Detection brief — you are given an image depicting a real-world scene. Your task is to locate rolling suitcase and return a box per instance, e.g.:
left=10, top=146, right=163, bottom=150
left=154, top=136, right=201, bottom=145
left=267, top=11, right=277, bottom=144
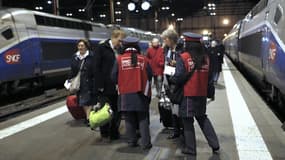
left=66, top=95, right=86, bottom=120
left=158, top=93, right=173, bottom=128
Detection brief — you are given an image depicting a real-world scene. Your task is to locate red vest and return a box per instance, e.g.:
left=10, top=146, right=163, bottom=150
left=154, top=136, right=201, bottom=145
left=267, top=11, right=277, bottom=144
left=117, top=52, right=151, bottom=97
left=180, top=52, right=209, bottom=96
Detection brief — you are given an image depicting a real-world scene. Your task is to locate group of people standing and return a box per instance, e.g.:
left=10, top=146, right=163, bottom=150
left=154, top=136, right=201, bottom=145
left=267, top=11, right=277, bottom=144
left=68, top=28, right=224, bottom=156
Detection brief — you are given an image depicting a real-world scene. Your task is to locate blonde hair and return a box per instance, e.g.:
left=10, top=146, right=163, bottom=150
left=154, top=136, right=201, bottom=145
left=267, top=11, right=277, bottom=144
left=161, top=29, right=178, bottom=43
left=111, top=29, right=126, bottom=39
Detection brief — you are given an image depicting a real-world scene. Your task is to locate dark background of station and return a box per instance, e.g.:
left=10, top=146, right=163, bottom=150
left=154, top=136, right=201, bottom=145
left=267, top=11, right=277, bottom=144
left=1, top=0, right=259, bottom=40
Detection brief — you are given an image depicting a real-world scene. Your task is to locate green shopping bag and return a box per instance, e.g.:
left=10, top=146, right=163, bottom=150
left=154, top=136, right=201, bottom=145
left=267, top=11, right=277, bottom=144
left=89, top=103, right=113, bottom=129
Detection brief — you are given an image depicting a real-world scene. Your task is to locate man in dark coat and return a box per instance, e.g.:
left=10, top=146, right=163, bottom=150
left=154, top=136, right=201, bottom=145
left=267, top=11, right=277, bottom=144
left=93, top=29, right=126, bottom=141
left=209, top=40, right=224, bottom=83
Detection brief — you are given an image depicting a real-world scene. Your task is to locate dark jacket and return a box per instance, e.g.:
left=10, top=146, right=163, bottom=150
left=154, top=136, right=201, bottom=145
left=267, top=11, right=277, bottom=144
left=69, top=51, right=96, bottom=106
left=208, top=44, right=224, bottom=73
left=93, top=39, right=118, bottom=96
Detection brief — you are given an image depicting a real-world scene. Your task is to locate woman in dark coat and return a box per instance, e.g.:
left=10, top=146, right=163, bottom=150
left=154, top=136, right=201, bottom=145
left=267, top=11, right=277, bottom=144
left=172, top=32, right=220, bottom=155
left=69, top=39, right=96, bottom=124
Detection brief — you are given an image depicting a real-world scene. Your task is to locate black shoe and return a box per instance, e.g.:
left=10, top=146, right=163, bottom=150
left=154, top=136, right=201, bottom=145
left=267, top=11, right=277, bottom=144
left=212, top=147, right=220, bottom=154
left=110, top=134, right=120, bottom=140
left=181, top=148, right=196, bottom=156
left=167, top=134, right=180, bottom=139
left=142, top=143, right=152, bottom=150
left=136, top=131, right=141, bottom=138
left=84, top=119, right=90, bottom=127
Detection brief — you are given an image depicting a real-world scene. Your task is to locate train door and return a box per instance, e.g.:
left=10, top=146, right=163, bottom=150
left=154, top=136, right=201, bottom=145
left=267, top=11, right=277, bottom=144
left=267, top=0, right=285, bottom=93
left=262, top=1, right=277, bottom=73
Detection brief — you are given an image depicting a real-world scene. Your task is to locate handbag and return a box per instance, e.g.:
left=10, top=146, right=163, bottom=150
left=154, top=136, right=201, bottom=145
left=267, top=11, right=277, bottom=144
left=89, top=102, right=113, bottom=129
left=69, top=60, right=85, bottom=94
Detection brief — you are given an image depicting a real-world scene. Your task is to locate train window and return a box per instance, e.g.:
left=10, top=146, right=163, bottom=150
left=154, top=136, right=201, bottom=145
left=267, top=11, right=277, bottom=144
left=45, top=17, right=54, bottom=26
left=35, top=15, right=45, bottom=25
left=1, top=28, right=14, bottom=40
left=59, top=19, right=65, bottom=27
left=274, top=6, right=282, bottom=24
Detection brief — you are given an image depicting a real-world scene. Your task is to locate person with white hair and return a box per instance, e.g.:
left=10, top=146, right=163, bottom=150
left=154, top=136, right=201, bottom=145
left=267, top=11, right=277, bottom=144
left=161, top=29, right=184, bottom=139
left=146, top=38, right=164, bottom=98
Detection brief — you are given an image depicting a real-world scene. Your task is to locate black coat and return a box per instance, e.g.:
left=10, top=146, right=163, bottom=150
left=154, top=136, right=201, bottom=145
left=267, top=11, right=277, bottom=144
left=208, top=44, right=224, bottom=73
left=93, top=39, right=118, bottom=96
left=69, top=51, right=96, bottom=106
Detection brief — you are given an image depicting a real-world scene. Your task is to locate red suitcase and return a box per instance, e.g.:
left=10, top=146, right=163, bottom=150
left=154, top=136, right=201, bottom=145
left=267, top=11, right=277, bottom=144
left=66, top=95, right=86, bottom=120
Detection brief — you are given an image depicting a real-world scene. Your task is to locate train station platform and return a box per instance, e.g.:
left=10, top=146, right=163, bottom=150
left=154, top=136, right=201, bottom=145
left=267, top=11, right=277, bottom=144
left=0, top=58, right=284, bottom=160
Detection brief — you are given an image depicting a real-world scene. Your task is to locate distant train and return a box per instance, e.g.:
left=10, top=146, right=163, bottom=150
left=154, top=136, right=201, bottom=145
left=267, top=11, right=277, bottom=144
left=0, top=8, right=157, bottom=95
left=223, top=0, right=285, bottom=107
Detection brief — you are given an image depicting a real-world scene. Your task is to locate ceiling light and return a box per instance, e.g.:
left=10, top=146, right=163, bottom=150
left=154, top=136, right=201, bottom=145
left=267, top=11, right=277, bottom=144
left=202, top=30, right=209, bottom=35
left=141, top=1, right=151, bottom=10
left=223, top=19, right=230, bottom=25
left=168, top=24, right=174, bottom=30
left=128, top=2, right=136, bottom=11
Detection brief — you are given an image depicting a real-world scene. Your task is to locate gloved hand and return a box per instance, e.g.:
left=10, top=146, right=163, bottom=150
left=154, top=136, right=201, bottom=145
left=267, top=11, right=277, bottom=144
left=93, top=103, right=102, bottom=112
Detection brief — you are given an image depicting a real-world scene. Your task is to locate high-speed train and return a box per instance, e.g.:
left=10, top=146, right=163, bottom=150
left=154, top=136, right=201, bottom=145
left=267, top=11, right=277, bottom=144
left=0, top=8, right=157, bottom=95
left=223, top=0, right=285, bottom=107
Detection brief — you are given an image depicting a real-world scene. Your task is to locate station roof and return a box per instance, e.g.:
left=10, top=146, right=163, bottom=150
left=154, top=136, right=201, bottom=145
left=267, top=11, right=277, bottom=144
left=2, top=0, right=259, bottom=25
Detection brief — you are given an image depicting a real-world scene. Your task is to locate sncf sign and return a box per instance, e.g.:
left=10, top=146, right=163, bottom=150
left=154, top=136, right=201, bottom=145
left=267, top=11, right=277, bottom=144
left=4, top=49, right=21, bottom=64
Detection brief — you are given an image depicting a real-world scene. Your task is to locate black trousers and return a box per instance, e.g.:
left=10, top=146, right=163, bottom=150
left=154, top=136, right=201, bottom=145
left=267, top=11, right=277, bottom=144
left=172, top=114, right=183, bottom=136
left=182, top=115, right=219, bottom=154
left=100, top=94, right=121, bottom=139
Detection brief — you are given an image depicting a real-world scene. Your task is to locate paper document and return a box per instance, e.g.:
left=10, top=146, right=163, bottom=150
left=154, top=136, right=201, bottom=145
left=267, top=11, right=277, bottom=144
left=163, top=65, right=175, bottom=76
left=64, top=80, right=71, bottom=90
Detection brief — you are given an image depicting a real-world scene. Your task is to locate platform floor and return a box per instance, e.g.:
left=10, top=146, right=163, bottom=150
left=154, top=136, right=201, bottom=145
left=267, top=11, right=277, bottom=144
left=0, top=58, right=284, bottom=160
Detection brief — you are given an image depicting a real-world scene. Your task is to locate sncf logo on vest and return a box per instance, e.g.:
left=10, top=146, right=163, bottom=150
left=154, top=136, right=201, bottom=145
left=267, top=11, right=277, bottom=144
left=121, top=57, right=145, bottom=70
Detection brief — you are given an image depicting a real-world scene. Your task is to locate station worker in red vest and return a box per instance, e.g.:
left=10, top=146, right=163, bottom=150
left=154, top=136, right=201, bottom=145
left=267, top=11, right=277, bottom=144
left=111, top=36, right=153, bottom=150
left=172, top=32, right=220, bottom=155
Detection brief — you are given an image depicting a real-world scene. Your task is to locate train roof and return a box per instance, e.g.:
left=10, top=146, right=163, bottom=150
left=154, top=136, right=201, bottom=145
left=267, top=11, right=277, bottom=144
left=0, top=8, right=107, bottom=28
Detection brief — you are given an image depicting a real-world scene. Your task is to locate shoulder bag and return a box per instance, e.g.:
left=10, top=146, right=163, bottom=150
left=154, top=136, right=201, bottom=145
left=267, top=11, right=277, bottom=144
left=69, top=59, right=85, bottom=94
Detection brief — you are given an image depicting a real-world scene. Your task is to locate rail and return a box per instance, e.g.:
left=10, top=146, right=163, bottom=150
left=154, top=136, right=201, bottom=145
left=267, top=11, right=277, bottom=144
left=0, top=89, right=68, bottom=119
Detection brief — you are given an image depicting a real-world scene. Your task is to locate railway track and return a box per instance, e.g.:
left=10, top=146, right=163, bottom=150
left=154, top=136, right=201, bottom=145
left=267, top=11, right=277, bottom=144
left=0, top=89, right=68, bottom=119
